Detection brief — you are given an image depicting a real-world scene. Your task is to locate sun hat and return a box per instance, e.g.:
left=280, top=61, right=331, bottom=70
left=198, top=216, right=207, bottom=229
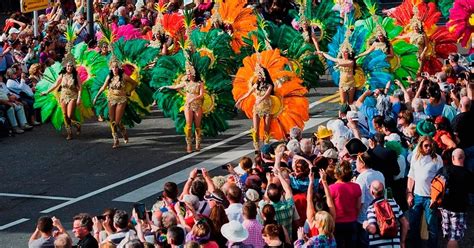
left=245, top=188, right=260, bottom=202
left=322, top=148, right=338, bottom=159
left=416, top=119, right=436, bottom=137
left=221, top=220, right=249, bottom=243
left=8, top=27, right=20, bottom=35
left=314, top=125, right=333, bottom=139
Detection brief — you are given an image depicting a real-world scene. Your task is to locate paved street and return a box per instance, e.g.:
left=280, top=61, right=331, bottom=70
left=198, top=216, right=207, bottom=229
left=0, top=86, right=340, bottom=247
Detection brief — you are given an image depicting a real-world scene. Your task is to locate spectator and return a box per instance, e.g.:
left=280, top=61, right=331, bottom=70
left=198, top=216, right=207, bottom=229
left=242, top=201, right=265, bottom=247
left=407, top=135, right=443, bottom=247
left=0, top=73, right=32, bottom=133
left=260, top=204, right=291, bottom=244
left=452, top=97, right=474, bottom=169
left=367, top=133, right=400, bottom=188
left=262, top=223, right=292, bottom=248
left=225, top=184, right=244, bottom=223
left=433, top=116, right=457, bottom=152
left=355, top=151, right=385, bottom=247
left=448, top=53, right=467, bottom=76
left=328, top=160, right=361, bottom=248
left=54, top=234, right=72, bottom=248
left=185, top=219, right=219, bottom=248
left=102, top=210, right=134, bottom=245
left=167, top=226, right=186, bottom=248
left=439, top=149, right=474, bottom=247
left=355, top=90, right=379, bottom=136
left=295, top=211, right=336, bottom=248
left=289, top=126, right=303, bottom=141
left=28, top=216, right=56, bottom=248
left=362, top=180, right=409, bottom=247
left=72, top=213, right=98, bottom=248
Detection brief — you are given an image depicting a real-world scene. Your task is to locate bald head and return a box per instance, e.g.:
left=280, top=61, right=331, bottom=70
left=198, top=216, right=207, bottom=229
left=370, top=180, right=385, bottom=198
left=460, top=96, right=471, bottom=112
left=452, top=148, right=465, bottom=166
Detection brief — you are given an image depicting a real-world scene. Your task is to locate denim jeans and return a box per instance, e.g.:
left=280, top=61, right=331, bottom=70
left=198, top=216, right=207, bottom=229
left=408, top=195, right=439, bottom=247
left=6, top=103, right=27, bottom=127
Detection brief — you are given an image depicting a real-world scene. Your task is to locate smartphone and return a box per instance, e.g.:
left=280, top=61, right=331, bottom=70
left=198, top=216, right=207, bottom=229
left=96, top=215, right=106, bottom=221
left=196, top=169, right=202, bottom=175
left=178, top=202, right=186, bottom=216
left=156, top=195, right=163, bottom=201
left=421, top=72, right=429, bottom=77
left=401, top=77, right=408, bottom=81
left=444, top=59, right=449, bottom=65
left=133, top=202, right=146, bottom=220
left=146, top=211, right=152, bottom=220
left=311, top=167, right=318, bottom=173
left=221, top=164, right=229, bottom=170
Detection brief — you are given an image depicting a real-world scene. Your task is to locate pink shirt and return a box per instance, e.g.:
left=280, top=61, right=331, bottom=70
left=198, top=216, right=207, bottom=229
left=242, top=219, right=265, bottom=247
left=329, top=182, right=362, bottom=223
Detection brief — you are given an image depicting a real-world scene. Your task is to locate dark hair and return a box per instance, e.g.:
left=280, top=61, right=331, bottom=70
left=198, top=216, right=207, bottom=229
left=242, top=201, right=258, bottom=219
left=102, top=208, right=117, bottom=233
left=256, top=67, right=274, bottom=95
left=37, top=216, right=53, bottom=233
left=167, top=226, right=185, bottom=245
left=294, top=159, right=310, bottom=179
left=226, top=185, right=242, bottom=203
left=191, top=179, right=207, bottom=201
left=382, top=117, right=398, bottom=133
left=261, top=204, right=277, bottom=225
left=371, top=132, right=385, bottom=146
left=59, top=65, right=79, bottom=86
left=267, top=183, right=281, bottom=203
left=375, top=35, right=391, bottom=55
left=373, top=115, right=384, bottom=128
left=163, top=182, right=179, bottom=200
left=73, top=213, right=93, bottom=232
left=262, top=224, right=280, bottom=238
left=113, top=210, right=129, bottom=229
left=240, top=157, right=253, bottom=172
left=427, top=83, right=441, bottom=101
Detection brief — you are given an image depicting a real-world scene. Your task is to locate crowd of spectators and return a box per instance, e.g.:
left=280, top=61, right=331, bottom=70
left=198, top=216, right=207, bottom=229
left=2, top=0, right=474, bottom=247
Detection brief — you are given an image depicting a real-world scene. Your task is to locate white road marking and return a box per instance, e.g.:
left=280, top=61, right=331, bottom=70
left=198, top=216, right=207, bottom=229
left=0, top=218, right=29, bottom=231
left=113, top=117, right=331, bottom=202
left=0, top=193, right=74, bottom=201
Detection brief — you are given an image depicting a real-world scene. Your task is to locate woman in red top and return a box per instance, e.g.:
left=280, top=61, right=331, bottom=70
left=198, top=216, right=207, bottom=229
left=328, top=161, right=361, bottom=248
left=433, top=116, right=457, bottom=152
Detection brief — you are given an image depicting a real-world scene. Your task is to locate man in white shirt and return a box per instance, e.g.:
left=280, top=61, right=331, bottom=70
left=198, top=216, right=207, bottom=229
left=407, top=136, right=443, bottom=248
left=225, top=185, right=244, bottom=223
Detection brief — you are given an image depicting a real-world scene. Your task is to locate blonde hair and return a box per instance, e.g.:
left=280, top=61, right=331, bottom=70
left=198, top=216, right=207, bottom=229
left=314, top=211, right=335, bottom=238
left=415, top=135, right=437, bottom=160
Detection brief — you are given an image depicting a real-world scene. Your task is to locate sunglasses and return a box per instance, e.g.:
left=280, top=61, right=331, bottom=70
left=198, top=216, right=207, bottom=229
left=423, top=143, right=432, bottom=148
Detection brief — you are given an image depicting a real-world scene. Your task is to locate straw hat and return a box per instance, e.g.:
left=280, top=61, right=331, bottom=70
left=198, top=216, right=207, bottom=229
left=314, top=125, right=333, bottom=139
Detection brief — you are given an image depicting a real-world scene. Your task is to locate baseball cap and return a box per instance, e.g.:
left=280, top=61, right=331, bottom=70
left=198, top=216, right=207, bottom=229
left=8, top=28, right=20, bottom=35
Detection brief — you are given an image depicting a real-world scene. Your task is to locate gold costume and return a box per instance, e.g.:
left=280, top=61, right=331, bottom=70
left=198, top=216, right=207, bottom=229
left=107, top=75, right=128, bottom=105
left=254, top=84, right=272, bottom=117
left=339, top=66, right=355, bottom=91
left=410, top=32, right=425, bottom=58
left=184, top=80, right=203, bottom=112
left=60, top=74, right=79, bottom=104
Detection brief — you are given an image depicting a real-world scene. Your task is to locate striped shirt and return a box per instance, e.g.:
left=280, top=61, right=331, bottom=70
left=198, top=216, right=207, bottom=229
left=366, top=198, right=403, bottom=247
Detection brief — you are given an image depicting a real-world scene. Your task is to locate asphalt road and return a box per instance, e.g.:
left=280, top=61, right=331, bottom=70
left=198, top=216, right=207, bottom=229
left=0, top=86, right=340, bottom=247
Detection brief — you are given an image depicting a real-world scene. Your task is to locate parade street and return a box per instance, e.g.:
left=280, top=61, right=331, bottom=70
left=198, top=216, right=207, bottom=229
left=0, top=87, right=342, bottom=247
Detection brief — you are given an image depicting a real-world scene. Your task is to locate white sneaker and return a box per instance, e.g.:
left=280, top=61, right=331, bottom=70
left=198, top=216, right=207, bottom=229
left=21, top=124, right=33, bottom=130
left=13, top=127, right=24, bottom=134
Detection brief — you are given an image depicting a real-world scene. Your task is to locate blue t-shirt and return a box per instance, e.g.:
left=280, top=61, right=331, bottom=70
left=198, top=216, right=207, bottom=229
left=290, top=176, right=319, bottom=193
left=425, top=101, right=445, bottom=118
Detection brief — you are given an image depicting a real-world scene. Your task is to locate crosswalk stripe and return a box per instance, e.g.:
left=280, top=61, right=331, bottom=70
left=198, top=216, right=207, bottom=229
left=113, top=117, right=332, bottom=203
left=0, top=218, right=30, bottom=231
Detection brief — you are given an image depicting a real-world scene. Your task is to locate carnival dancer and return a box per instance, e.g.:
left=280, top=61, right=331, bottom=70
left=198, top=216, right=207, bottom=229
left=398, top=9, right=428, bottom=74
left=40, top=53, right=82, bottom=140
left=235, top=61, right=274, bottom=151
left=356, top=23, right=393, bottom=59
left=159, top=59, right=204, bottom=153
left=93, top=57, right=138, bottom=148
left=316, top=32, right=356, bottom=104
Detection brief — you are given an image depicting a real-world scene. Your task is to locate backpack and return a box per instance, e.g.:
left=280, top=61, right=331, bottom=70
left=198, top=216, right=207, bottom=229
left=430, top=166, right=450, bottom=209
left=374, top=199, right=398, bottom=238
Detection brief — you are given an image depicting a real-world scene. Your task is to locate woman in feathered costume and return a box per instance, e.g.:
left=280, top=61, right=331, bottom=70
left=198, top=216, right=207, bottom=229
left=233, top=39, right=309, bottom=150
left=93, top=56, right=138, bottom=148
left=317, top=30, right=357, bottom=104
left=202, top=0, right=257, bottom=53
left=158, top=56, right=204, bottom=153
left=398, top=10, right=429, bottom=74
left=355, top=13, right=420, bottom=83
left=37, top=25, right=85, bottom=140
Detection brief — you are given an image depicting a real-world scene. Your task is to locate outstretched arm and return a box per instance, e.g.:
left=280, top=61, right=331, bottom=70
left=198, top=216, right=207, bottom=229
left=355, top=44, right=375, bottom=59
left=318, top=51, right=339, bottom=63
left=41, top=75, right=63, bottom=95
left=93, top=75, right=110, bottom=104
left=235, top=85, right=255, bottom=107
